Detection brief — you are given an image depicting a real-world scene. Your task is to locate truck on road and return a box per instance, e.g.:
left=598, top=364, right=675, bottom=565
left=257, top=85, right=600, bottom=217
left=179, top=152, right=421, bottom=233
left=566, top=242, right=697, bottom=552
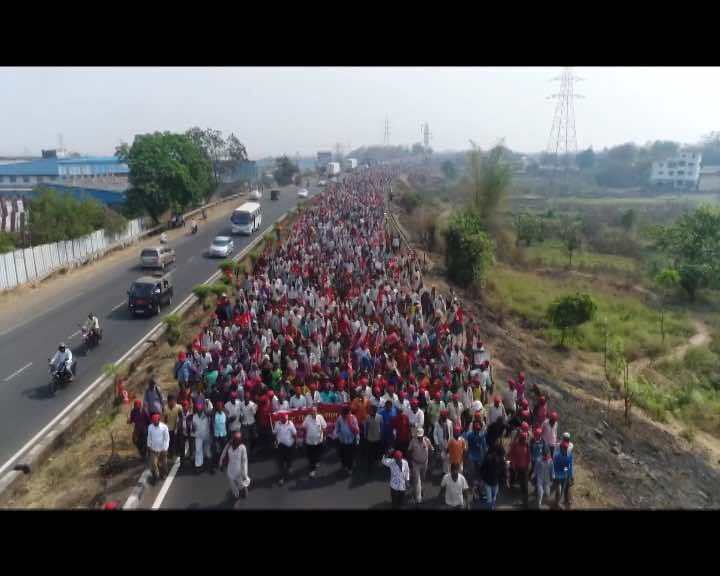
left=345, top=158, right=358, bottom=171
left=327, top=162, right=341, bottom=177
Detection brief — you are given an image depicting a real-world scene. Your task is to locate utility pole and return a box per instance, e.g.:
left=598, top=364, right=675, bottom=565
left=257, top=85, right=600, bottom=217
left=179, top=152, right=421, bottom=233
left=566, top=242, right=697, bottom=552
left=546, top=68, right=583, bottom=190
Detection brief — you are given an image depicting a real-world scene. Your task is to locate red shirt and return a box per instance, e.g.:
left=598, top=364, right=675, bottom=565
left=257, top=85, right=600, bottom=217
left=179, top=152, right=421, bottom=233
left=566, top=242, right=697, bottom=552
left=392, top=413, right=411, bottom=444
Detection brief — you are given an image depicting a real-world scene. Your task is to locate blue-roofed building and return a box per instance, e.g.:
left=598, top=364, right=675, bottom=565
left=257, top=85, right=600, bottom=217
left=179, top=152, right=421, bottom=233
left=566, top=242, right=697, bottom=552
left=0, top=154, right=128, bottom=186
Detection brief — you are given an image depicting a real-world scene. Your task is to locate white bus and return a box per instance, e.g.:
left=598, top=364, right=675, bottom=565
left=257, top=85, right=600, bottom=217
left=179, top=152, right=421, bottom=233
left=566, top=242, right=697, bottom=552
left=231, top=202, right=262, bottom=235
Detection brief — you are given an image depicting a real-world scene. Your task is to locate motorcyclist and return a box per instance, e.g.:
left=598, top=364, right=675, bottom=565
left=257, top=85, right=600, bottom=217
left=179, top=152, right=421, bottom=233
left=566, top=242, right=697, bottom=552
left=50, top=343, right=74, bottom=382
left=190, top=218, right=198, bottom=233
left=84, top=313, right=101, bottom=343
left=159, top=232, right=168, bottom=244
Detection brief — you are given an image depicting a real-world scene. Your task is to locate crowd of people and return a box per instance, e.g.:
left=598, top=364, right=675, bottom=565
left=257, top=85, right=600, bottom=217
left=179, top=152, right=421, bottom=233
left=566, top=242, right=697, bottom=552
left=128, top=167, right=576, bottom=509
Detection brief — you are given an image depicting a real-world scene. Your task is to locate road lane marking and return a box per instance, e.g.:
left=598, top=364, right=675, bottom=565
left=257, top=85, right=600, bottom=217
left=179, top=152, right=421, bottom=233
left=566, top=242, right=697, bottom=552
left=187, top=256, right=195, bottom=264
left=4, top=362, right=33, bottom=382
left=151, top=457, right=181, bottom=509
left=111, top=300, right=126, bottom=312
left=0, top=210, right=290, bottom=479
left=68, top=330, right=81, bottom=340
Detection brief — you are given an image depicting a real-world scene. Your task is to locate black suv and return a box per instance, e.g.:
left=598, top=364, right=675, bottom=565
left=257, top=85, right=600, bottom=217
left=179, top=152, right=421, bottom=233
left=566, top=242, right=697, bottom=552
left=128, top=275, right=174, bottom=316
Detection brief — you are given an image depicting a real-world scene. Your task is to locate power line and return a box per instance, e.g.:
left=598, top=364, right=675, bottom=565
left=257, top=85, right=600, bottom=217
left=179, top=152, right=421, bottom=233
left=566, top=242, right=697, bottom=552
left=546, top=67, right=584, bottom=159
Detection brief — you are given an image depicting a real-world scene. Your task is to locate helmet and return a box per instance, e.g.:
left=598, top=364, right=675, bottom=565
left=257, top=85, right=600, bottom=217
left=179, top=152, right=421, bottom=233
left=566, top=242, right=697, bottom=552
left=88, top=313, right=94, bottom=318
left=58, top=342, right=66, bottom=351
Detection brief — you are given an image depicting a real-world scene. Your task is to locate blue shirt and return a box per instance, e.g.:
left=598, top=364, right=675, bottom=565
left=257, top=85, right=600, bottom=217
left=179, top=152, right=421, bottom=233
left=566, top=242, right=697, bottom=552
left=320, top=390, right=339, bottom=404
left=213, top=411, right=227, bottom=438
left=465, top=430, right=487, bottom=464
left=553, top=449, right=573, bottom=481
left=335, top=416, right=358, bottom=445
left=379, top=406, right=398, bottom=442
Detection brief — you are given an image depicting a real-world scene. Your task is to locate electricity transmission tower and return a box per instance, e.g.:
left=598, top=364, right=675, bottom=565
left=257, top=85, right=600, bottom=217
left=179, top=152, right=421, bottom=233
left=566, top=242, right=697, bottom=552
left=383, top=115, right=391, bottom=147
left=420, top=122, right=432, bottom=162
left=546, top=68, right=583, bottom=186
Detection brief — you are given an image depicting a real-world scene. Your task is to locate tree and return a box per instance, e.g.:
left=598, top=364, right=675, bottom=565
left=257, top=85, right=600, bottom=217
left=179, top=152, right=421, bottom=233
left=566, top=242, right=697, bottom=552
left=655, top=268, right=680, bottom=345
left=620, top=208, right=637, bottom=232
left=547, top=292, right=597, bottom=347
left=441, top=160, right=457, bottom=180
left=226, top=133, right=248, bottom=161
left=185, top=127, right=226, bottom=185
left=575, top=147, right=595, bottom=171
left=444, top=209, right=496, bottom=288
left=117, top=132, right=213, bottom=223
left=467, top=144, right=511, bottom=234
left=653, top=205, right=720, bottom=300
left=273, top=155, right=299, bottom=186
left=513, top=212, right=544, bottom=246
left=559, top=217, right=582, bottom=267
left=28, top=187, right=127, bottom=244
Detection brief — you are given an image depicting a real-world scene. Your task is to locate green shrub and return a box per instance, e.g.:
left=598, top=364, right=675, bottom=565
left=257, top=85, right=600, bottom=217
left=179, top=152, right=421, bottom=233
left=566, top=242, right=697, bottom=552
left=547, top=292, right=597, bottom=347
left=163, top=314, right=183, bottom=346
left=192, top=285, right=214, bottom=308
left=399, top=189, right=422, bottom=213
left=444, top=209, right=495, bottom=288
left=0, top=231, right=17, bottom=254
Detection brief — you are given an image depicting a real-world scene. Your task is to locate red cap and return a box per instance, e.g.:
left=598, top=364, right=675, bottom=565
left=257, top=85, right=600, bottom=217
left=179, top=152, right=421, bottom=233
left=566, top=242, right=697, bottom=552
left=453, top=425, right=462, bottom=435
left=280, top=413, right=288, bottom=423
left=521, top=410, right=530, bottom=420
left=440, top=409, right=449, bottom=417
left=182, top=400, right=190, bottom=410
left=195, top=402, right=204, bottom=412
left=215, top=401, right=224, bottom=410
left=519, top=431, right=528, bottom=440
left=521, top=421, right=530, bottom=432
left=518, top=371, right=525, bottom=381
left=550, top=411, right=559, bottom=421
left=408, top=385, right=416, bottom=393
left=410, top=399, right=419, bottom=408
left=452, top=393, right=459, bottom=401
left=561, top=439, right=570, bottom=448
left=533, top=427, right=542, bottom=439
left=151, top=413, right=161, bottom=425
left=494, top=394, right=501, bottom=404
left=434, top=391, right=441, bottom=400
left=398, top=391, right=406, bottom=399
left=539, top=396, right=547, bottom=405
left=373, top=386, right=381, bottom=395
left=133, top=399, right=142, bottom=408
left=393, top=450, right=403, bottom=460
left=267, top=390, right=274, bottom=398
left=338, top=382, right=346, bottom=391
left=103, top=501, right=119, bottom=510
left=521, top=399, right=529, bottom=409
left=508, top=379, right=516, bottom=388
left=178, top=351, right=186, bottom=361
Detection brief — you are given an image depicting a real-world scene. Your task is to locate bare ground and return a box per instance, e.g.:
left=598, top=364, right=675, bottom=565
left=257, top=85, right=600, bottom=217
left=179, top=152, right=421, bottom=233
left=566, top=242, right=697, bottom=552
left=395, top=203, right=720, bottom=509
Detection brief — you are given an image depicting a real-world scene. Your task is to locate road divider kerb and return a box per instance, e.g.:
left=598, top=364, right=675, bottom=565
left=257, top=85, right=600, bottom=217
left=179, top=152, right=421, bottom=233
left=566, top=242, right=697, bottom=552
left=0, top=207, right=295, bottom=507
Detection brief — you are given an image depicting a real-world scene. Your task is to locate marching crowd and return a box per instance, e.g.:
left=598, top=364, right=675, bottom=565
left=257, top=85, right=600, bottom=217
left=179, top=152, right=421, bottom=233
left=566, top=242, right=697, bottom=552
left=128, top=167, right=576, bottom=510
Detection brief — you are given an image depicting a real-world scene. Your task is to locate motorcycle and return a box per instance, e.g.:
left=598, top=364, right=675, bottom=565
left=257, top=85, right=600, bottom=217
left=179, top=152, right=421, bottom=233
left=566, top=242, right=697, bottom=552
left=168, top=214, right=185, bottom=229
left=80, top=325, right=102, bottom=355
left=190, top=223, right=199, bottom=235
left=48, top=358, right=77, bottom=396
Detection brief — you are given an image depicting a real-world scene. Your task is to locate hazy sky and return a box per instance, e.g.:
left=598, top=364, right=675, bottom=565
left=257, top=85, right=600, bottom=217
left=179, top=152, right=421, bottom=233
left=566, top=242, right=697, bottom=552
left=2, top=67, right=719, bottom=158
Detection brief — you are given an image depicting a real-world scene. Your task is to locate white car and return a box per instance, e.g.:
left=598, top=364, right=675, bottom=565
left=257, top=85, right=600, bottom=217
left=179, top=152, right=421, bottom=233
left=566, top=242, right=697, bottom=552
left=208, top=236, right=234, bottom=258
left=297, top=188, right=309, bottom=199
left=249, top=189, right=261, bottom=200
left=318, top=180, right=327, bottom=187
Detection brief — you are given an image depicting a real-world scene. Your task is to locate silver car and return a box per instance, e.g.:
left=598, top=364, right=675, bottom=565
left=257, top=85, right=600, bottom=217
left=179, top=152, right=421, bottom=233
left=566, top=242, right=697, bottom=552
left=140, top=246, right=176, bottom=270
left=208, top=236, right=234, bottom=258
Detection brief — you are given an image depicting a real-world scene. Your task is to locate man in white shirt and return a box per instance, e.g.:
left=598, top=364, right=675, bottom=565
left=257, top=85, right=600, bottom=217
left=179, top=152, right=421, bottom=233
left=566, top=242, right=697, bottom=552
left=225, top=391, right=243, bottom=434
left=241, top=398, right=258, bottom=456
left=440, top=463, right=470, bottom=510
left=219, top=431, right=251, bottom=500
left=273, top=414, right=297, bottom=486
left=146, top=412, right=170, bottom=484
left=302, top=407, right=327, bottom=478
left=487, top=395, right=507, bottom=426
left=408, top=400, right=424, bottom=431
left=382, top=449, right=410, bottom=509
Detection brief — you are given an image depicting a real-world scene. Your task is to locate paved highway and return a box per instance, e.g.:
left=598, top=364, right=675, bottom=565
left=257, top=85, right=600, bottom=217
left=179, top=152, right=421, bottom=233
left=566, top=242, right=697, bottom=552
left=144, top=443, right=524, bottom=510
left=0, top=185, right=316, bottom=472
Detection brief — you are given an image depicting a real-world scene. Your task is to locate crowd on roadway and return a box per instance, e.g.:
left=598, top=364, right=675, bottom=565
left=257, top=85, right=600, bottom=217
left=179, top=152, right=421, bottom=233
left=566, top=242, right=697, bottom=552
left=128, top=166, right=576, bottom=509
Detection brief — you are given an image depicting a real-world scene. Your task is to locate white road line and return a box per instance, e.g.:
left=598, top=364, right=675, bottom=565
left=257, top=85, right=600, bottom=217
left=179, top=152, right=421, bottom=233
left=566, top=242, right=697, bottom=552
left=110, top=300, right=126, bottom=312
left=187, top=256, right=195, bottom=263
left=0, top=217, right=281, bottom=479
left=151, top=457, right=181, bottom=509
left=3, top=362, right=33, bottom=382
left=68, top=330, right=81, bottom=340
